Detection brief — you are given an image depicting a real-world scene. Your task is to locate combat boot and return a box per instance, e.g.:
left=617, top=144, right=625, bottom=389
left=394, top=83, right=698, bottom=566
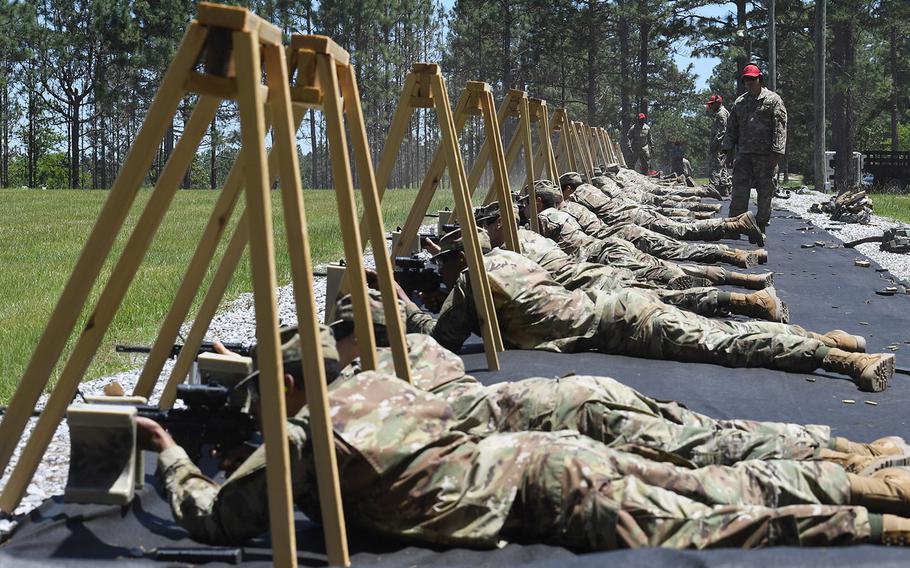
left=693, top=211, right=714, bottom=220
left=720, top=249, right=762, bottom=269
left=820, top=348, right=894, bottom=392
left=724, top=270, right=774, bottom=290
left=807, top=330, right=867, bottom=353
left=755, top=249, right=768, bottom=264
left=882, top=514, right=910, bottom=545
left=728, top=288, right=789, bottom=322
left=849, top=471, right=910, bottom=515
left=818, top=449, right=910, bottom=475
left=693, top=203, right=723, bottom=213
left=723, top=211, right=764, bottom=245
left=835, top=437, right=910, bottom=458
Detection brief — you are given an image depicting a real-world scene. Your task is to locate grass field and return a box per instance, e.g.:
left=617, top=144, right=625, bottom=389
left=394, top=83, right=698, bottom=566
left=0, top=188, right=455, bottom=404
left=869, top=193, right=910, bottom=223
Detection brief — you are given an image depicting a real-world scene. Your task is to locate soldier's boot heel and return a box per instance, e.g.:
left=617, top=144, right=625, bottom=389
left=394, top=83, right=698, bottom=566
left=820, top=349, right=894, bottom=392
left=882, top=514, right=910, bottom=545
left=834, top=436, right=910, bottom=457
left=721, top=249, right=759, bottom=269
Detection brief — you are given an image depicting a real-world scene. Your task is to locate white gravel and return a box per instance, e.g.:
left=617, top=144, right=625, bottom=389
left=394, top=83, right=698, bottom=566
left=779, top=189, right=910, bottom=284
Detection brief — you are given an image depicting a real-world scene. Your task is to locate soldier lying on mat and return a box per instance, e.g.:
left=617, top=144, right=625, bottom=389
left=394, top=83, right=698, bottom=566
left=401, top=226, right=894, bottom=392
left=140, top=318, right=910, bottom=548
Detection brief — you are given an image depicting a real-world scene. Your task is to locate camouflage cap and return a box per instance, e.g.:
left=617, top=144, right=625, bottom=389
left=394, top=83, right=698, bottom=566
left=590, top=176, right=611, bottom=189
left=558, top=172, right=584, bottom=189
left=240, top=323, right=339, bottom=389
left=331, top=288, right=407, bottom=333
left=475, top=200, right=519, bottom=225
left=433, top=227, right=491, bottom=260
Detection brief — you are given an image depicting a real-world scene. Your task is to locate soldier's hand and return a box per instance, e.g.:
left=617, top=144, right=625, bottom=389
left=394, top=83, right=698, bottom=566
left=422, top=237, right=442, bottom=255
left=136, top=417, right=176, bottom=453
left=212, top=340, right=239, bottom=357
left=724, top=150, right=735, bottom=166
left=768, top=153, right=782, bottom=169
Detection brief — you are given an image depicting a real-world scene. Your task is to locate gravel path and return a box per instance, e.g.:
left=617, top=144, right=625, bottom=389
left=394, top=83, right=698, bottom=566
left=2, top=202, right=909, bottom=536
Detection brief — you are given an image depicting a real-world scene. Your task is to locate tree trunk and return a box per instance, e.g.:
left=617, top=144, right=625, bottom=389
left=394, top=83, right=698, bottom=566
left=736, top=0, right=750, bottom=95
left=210, top=114, right=217, bottom=189
left=618, top=0, right=631, bottom=160
left=637, top=2, right=650, bottom=115
left=831, top=16, right=855, bottom=193
left=890, top=25, right=899, bottom=151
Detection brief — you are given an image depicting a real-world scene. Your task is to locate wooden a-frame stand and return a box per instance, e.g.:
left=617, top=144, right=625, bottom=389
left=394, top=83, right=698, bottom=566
left=388, top=80, right=520, bottom=258
left=372, top=64, right=503, bottom=371
left=0, top=5, right=355, bottom=566
left=551, top=108, right=587, bottom=179
left=572, top=121, right=596, bottom=178
left=528, top=97, right=560, bottom=185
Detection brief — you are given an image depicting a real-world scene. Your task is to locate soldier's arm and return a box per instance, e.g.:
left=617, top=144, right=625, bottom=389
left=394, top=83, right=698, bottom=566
left=771, top=97, right=788, bottom=155
left=721, top=107, right=738, bottom=151
left=156, top=420, right=312, bottom=544
left=405, top=276, right=476, bottom=353
left=714, top=112, right=728, bottom=147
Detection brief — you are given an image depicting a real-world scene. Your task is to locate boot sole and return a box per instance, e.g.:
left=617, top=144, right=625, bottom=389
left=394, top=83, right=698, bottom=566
left=741, top=212, right=765, bottom=246
left=855, top=355, right=895, bottom=393
left=858, top=454, right=910, bottom=476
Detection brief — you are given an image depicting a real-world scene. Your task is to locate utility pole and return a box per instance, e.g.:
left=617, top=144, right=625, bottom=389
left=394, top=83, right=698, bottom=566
left=814, top=0, right=826, bottom=192
left=769, top=0, right=776, bottom=92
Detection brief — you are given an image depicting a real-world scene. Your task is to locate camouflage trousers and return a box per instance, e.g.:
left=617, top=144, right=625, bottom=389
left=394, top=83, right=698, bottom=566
left=729, top=153, right=777, bottom=228
left=630, top=147, right=651, bottom=174
left=709, top=149, right=732, bottom=196
left=589, top=288, right=824, bottom=373
left=498, top=432, right=869, bottom=550
left=583, top=236, right=691, bottom=285
left=625, top=208, right=729, bottom=242
left=610, top=224, right=731, bottom=264
left=474, top=375, right=830, bottom=466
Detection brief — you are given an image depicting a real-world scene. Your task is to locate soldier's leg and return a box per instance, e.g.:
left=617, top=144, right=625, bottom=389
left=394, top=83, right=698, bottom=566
left=728, top=153, right=756, bottom=218
left=490, top=375, right=829, bottom=465
left=718, top=151, right=732, bottom=196
left=589, top=238, right=689, bottom=285
left=754, top=155, right=776, bottom=230
left=506, top=436, right=876, bottom=550
left=615, top=224, right=742, bottom=265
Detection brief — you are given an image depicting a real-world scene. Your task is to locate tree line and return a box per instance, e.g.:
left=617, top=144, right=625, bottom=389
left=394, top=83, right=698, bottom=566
left=0, top=0, right=906, bottom=191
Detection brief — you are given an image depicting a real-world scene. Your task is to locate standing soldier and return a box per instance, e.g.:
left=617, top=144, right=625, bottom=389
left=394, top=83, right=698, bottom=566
left=722, top=64, right=788, bottom=245
left=626, top=112, right=654, bottom=175
left=706, top=94, right=731, bottom=197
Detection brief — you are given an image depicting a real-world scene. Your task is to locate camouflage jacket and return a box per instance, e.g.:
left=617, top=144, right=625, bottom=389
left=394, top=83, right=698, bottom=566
left=405, top=247, right=603, bottom=353
left=157, top=370, right=518, bottom=548
left=518, top=228, right=632, bottom=292
left=559, top=201, right=618, bottom=239
left=626, top=123, right=653, bottom=152
left=721, top=88, right=787, bottom=155
left=568, top=184, right=638, bottom=227
left=536, top=207, right=598, bottom=258
left=710, top=105, right=729, bottom=152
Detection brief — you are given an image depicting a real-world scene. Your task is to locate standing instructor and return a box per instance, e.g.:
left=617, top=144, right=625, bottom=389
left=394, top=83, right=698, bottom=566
left=722, top=64, right=787, bottom=245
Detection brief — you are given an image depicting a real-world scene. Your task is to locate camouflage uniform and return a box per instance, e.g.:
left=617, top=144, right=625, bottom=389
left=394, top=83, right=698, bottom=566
left=559, top=200, right=735, bottom=265
left=570, top=183, right=732, bottom=242
left=406, top=247, right=826, bottom=372
left=349, top=333, right=831, bottom=466
left=722, top=87, right=788, bottom=229
left=709, top=104, right=732, bottom=196
left=595, top=175, right=707, bottom=211
left=518, top=228, right=733, bottom=318
left=626, top=122, right=654, bottom=174
left=157, top=369, right=875, bottom=549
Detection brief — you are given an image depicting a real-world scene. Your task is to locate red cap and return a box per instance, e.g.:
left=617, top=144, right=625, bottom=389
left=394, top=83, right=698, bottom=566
left=637, top=112, right=646, bottom=120
left=706, top=94, right=723, bottom=108
left=741, top=64, right=761, bottom=78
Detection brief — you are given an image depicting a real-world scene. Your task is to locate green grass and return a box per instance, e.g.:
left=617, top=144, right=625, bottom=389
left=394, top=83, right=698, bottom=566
left=869, top=193, right=910, bottom=223
left=0, top=187, right=455, bottom=404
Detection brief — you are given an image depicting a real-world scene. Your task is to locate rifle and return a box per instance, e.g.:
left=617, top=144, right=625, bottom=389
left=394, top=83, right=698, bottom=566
left=843, top=228, right=910, bottom=253
left=393, top=255, right=448, bottom=312
left=136, top=382, right=257, bottom=463
left=115, top=340, right=252, bottom=359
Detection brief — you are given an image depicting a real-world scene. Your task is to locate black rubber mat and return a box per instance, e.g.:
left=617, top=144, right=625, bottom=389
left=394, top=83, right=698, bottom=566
left=3, top=206, right=910, bottom=566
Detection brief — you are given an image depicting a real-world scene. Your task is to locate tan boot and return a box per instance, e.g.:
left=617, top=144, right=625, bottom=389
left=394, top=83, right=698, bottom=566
left=820, top=348, right=894, bottom=392
left=808, top=330, right=867, bottom=353
left=754, top=249, right=768, bottom=264
left=834, top=436, right=910, bottom=457
left=818, top=449, right=910, bottom=475
left=848, top=472, right=910, bottom=515
left=721, top=249, right=761, bottom=269
left=694, top=211, right=713, bottom=220
left=728, top=287, right=789, bottom=322
left=882, top=514, right=910, bottom=545
left=725, top=270, right=774, bottom=290
left=723, top=211, right=765, bottom=245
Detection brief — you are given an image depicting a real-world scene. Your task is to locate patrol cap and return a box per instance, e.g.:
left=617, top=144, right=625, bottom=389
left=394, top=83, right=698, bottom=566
left=590, top=176, right=611, bottom=189
left=558, top=172, right=584, bottom=189
left=521, top=181, right=563, bottom=207
left=741, top=64, right=761, bottom=78
left=637, top=112, right=646, bottom=120
left=706, top=94, right=723, bottom=108
left=330, top=289, right=407, bottom=346
left=238, top=323, right=339, bottom=393
left=474, top=200, right=519, bottom=226
left=517, top=179, right=557, bottom=202
left=433, top=227, right=491, bottom=261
